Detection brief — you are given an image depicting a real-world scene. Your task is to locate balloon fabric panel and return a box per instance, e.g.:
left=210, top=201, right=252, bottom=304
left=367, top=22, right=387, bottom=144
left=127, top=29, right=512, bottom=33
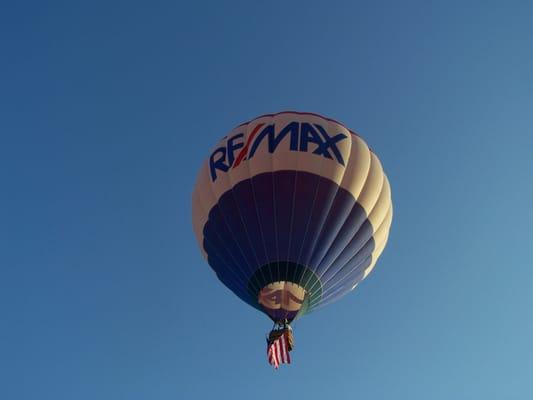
left=192, top=112, right=392, bottom=322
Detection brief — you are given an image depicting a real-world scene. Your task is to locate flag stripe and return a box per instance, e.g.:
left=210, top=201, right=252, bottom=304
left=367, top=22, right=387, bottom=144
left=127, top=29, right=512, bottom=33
left=280, top=336, right=284, bottom=363
left=267, top=331, right=291, bottom=369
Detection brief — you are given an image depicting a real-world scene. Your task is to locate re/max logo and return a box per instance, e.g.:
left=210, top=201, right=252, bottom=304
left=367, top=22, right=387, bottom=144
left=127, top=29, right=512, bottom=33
left=209, top=121, right=348, bottom=181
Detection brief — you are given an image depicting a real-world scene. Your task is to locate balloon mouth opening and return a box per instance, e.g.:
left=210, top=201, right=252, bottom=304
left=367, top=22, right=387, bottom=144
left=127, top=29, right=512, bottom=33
left=258, top=282, right=306, bottom=322
left=247, top=261, right=323, bottom=320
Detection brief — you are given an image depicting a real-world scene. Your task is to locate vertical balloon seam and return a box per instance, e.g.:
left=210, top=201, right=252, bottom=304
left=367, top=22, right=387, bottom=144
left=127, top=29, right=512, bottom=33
left=223, top=148, right=271, bottom=294
left=312, top=255, right=372, bottom=310
left=364, top=232, right=390, bottom=280
left=298, top=124, right=359, bottom=292
left=301, top=139, right=372, bottom=290
left=202, top=204, right=264, bottom=298
left=234, top=114, right=351, bottom=318
left=315, top=193, right=392, bottom=304
left=203, top=234, right=258, bottom=308
left=295, top=175, right=340, bottom=306
left=283, top=122, right=302, bottom=289
left=316, top=203, right=392, bottom=307
left=362, top=203, right=393, bottom=279
left=304, top=145, right=375, bottom=283
left=317, top=243, right=376, bottom=302
left=310, top=168, right=385, bottom=296
left=202, top=216, right=255, bottom=295
left=204, top=174, right=341, bottom=319
left=281, top=116, right=312, bottom=320
left=308, top=251, right=370, bottom=309
left=291, top=176, right=325, bottom=318
left=205, top=165, right=265, bottom=297
left=303, top=154, right=384, bottom=303
left=366, top=184, right=393, bottom=261
left=292, top=116, right=333, bottom=268
left=199, top=199, right=260, bottom=306
left=262, top=116, right=279, bottom=308
left=283, top=113, right=332, bottom=319
left=372, top=208, right=392, bottom=259
left=195, top=188, right=251, bottom=291
left=319, top=152, right=384, bottom=273
left=291, top=124, right=330, bottom=309
left=244, top=118, right=280, bottom=314
left=201, top=204, right=261, bottom=302
left=367, top=175, right=392, bottom=231
left=264, top=161, right=385, bottom=310
left=302, top=158, right=380, bottom=300
left=300, top=212, right=372, bottom=310
left=241, top=120, right=274, bottom=286
left=327, top=205, right=391, bottom=305
left=292, top=118, right=347, bottom=312
left=268, top=116, right=281, bottom=298
left=263, top=114, right=282, bottom=318
left=367, top=194, right=393, bottom=251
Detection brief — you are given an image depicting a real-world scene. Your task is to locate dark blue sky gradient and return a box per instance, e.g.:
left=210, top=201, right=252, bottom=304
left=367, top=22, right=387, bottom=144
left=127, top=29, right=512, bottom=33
left=1, top=1, right=532, bottom=399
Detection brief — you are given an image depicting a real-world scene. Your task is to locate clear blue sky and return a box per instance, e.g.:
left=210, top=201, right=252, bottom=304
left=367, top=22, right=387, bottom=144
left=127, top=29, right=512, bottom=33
left=2, top=1, right=532, bottom=399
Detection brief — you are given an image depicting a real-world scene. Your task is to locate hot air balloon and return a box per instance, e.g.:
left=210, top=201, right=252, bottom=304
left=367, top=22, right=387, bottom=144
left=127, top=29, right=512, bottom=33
left=192, top=111, right=392, bottom=367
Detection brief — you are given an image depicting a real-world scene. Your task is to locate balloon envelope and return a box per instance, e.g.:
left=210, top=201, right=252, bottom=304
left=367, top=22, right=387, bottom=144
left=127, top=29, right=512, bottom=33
left=192, top=112, right=392, bottom=322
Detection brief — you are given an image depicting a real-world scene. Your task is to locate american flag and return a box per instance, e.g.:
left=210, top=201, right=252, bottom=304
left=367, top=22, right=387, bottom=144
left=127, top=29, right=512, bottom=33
left=267, top=331, right=291, bottom=369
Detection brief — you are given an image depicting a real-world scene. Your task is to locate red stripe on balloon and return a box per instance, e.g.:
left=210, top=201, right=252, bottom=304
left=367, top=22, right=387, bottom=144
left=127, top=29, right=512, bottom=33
left=232, top=123, right=265, bottom=169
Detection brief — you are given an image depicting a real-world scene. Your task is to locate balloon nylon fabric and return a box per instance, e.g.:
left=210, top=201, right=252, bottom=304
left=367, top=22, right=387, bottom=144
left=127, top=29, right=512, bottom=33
left=192, top=111, right=392, bottom=322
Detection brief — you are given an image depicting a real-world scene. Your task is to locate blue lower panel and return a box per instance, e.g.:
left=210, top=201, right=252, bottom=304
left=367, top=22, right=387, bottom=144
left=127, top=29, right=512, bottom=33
left=203, top=170, right=375, bottom=318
